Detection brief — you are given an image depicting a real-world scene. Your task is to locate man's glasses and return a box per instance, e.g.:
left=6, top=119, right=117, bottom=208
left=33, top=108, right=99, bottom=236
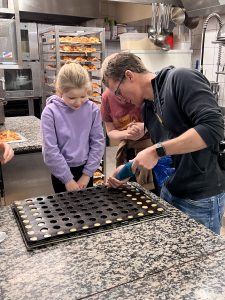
left=114, top=75, right=125, bottom=97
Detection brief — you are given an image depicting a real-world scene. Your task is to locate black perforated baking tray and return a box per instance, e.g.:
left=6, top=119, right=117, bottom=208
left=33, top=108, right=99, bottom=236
left=12, top=183, right=168, bottom=250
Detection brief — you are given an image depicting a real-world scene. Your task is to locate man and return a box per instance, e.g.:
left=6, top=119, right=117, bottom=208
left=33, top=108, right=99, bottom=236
left=102, top=52, right=225, bottom=234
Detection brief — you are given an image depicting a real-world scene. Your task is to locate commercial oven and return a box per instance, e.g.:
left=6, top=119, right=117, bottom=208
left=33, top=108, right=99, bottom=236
left=0, top=61, right=41, bottom=116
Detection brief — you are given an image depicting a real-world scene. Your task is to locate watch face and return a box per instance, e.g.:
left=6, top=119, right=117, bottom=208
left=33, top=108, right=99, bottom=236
left=156, top=143, right=166, bottom=157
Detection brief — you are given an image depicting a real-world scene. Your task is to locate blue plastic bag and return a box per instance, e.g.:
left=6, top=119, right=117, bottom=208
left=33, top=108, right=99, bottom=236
left=153, top=156, right=175, bottom=187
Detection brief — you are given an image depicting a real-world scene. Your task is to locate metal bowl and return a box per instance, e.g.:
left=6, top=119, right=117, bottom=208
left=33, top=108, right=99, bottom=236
left=217, top=23, right=225, bottom=41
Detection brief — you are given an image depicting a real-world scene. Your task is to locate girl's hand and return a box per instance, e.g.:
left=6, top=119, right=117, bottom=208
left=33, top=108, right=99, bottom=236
left=65, top=179, right=80, bottom=192
left=0, top=143, right=14, bottom=164
left=107, top=164, right=129, bottom=188
left=77, top=174, right=90, bottom=189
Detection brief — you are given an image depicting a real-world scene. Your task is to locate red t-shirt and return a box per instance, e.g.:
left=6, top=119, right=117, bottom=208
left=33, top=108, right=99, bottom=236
left=101, top=89, right=143, bottom=131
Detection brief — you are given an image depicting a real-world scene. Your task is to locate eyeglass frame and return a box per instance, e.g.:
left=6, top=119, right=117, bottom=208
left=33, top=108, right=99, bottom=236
left=114, top=75, right=125, bottom=97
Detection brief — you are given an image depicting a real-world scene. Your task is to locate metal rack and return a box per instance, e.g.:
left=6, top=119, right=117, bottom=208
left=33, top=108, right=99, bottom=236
left=39, top=25, right=106, bottom=185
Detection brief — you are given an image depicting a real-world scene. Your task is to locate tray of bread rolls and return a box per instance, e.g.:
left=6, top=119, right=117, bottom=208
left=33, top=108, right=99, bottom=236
left=12, top=183, right=168, bottom=250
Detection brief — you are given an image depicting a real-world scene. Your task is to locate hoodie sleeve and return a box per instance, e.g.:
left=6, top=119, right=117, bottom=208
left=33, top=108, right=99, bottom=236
left=173, top=68, right=224, bottom=145
left=82, top=105, right=105, bottom=177
left=41, top=106, right=74, bottom=184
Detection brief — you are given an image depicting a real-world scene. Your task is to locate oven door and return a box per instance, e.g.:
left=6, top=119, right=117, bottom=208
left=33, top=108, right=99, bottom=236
left=4, top=61, right=41, bottom=99
left=21, top=23, right=39, bottom=61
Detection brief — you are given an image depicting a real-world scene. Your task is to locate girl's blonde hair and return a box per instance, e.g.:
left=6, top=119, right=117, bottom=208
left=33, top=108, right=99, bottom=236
left=56, top=62, right=92, bottom=95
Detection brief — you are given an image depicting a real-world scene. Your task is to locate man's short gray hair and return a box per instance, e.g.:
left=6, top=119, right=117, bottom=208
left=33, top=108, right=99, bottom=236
left=102, top=52, right=149, bottom=87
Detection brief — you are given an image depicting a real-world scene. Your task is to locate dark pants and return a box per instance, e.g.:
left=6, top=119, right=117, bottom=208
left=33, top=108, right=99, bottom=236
left=51, top=165, right=93, bottom=193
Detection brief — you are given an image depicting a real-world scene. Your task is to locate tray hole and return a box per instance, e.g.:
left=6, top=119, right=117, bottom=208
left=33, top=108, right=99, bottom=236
left=55, top=208, right=62, bottom=212
left=47, top=196, right=54, bottom=199
left=77, top=204, right=84, bottom=207
left=101, top=215, right=107, bottom=219
left=70, top=210, right=77, bottom=214
left=67, top=206, right=73, bottom=210
left=85, top=212, right=92, bottom=216
left=53, top=225, right=61, bottom=229
left=26, top=199, right=33, bottom=203
left=91, top=206, right=98, bottom=209
left=93, top=196, right=100, bottom=199
left=74, top=215, right=81, bottom=218
left=132, top=208, right=139, bottom=211
left=88, top=202, right=94, bottom=205
left=36, top=197, right=43, bottom=201
left=96, top=210, right=102, bottom=214
left=84, top=198, right=91, bottom=201
left=81, top=208, right=87, bottom=211
left=126, top=204, right=133, bottom=207
left=112, top=202, right=118, bottom=205
left=44, top=210, right=51, bottom=214
left=77, top=220, right=84, bottom=224
left=64, top=201, right=70, bottom=205
left=58, top=212, right=66, bottom=216
left=102, top=204, right=108, bottom=207
left=65, top=223, right=73, bottom=227
left=106, top=208, right=113, bottom=211
left=39, top=202, right=45, bottom=205
left=122, top=210, right=129, bottom=214
left=47, top=215, right=54, bottom=218
left=111, top=213, right=118, bottom=216
left=68, top=192, right=74, bottom=195
left=40, top=228, right=49, bottom=233
left=98, top=200, right=104, bottom=203
left=49, top=200, right=56, bottom=203
left=35, top=217, right=42, bottom=221
left=57, top=194, right=64, bottom=197
left=116, top=206, right=123, bottom=209
left=50, top=220, right=57, bottom=223
left=62, top=217, right=70, bottom=221
left=52, top=204, right=59, bottom=207
left=41, top=206, right=48, bottom=209
left=89, top=218, right=96, bottom=221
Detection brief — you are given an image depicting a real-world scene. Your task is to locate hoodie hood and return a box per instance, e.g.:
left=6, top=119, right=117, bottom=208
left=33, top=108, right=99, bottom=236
left=153, top=65, right=175, bottom=94
left=46, top=95, right=66, bottom=107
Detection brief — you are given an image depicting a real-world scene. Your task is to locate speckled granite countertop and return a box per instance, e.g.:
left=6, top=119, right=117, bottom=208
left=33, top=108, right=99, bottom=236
left=1, top=190, right=225, bottom=300
left=0, top=116, right=42, bottom=154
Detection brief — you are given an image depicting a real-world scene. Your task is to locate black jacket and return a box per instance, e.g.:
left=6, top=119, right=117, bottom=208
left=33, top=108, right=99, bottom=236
left=144, top=66, right=225, bottom=200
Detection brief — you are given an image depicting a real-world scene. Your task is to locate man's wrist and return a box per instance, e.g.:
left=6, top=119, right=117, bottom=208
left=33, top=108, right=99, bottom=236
left=155, top=142, right=167, bottom=158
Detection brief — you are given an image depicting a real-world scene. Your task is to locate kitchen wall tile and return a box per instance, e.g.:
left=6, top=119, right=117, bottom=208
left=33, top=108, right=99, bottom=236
left=191, top=18, right=203, bottom=35
left=192, top=34, right=201, bottom=50
left=204, top=30, right=218, bottom=47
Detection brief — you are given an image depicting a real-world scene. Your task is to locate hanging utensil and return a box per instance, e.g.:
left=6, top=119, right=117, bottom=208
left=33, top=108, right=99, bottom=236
left=148, top=3, right=157, bottom=38
left=184, top=13, right=199, bottom=29
left=171, top=7, right=185, bottom=25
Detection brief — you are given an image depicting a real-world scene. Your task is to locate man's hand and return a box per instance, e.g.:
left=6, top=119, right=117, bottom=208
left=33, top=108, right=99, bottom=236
left=65, top=179, right=80, bottom=192
left=77, top=174, right=90, bottom=189
left=132, top=146, right=159, bottom=172
left=107, top=164, right=130, bottom=188
left=0, top=143, right=14, bottom=164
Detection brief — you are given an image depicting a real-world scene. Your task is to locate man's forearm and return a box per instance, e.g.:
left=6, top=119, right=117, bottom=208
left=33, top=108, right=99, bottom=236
left=162, top=128, right=207, bottom=156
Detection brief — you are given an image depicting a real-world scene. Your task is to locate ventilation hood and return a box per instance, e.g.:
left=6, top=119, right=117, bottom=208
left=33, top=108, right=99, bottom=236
left=181, top=0, right=225, bottom=18
left=17, top=0, right=101, bottom=24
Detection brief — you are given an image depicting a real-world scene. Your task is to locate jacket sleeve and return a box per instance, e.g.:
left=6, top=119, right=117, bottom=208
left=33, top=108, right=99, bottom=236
left=83, top=106, right=105, bottom=177
left=174, top=68, right=224, bottom=145
left=41, top=107, right=74, bottom=184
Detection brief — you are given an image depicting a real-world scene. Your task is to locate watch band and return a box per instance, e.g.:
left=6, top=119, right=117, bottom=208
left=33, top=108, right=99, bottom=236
left=155, top=142, right=166, bottom=157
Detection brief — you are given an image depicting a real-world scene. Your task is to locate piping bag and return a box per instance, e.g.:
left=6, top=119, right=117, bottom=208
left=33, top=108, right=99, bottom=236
left=115, top=161, right=136, bottom=180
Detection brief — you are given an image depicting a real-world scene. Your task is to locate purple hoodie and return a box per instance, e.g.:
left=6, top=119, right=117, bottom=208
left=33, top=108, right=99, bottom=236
left=41, top=95, right=105, bottom=184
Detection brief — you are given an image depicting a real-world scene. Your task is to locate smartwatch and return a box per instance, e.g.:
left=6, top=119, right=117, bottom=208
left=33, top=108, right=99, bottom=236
left=155, top=142, right=166, bottom=157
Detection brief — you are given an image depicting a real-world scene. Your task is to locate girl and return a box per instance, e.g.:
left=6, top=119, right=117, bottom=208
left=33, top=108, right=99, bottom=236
left=41, top=62, right=105, bottom=193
